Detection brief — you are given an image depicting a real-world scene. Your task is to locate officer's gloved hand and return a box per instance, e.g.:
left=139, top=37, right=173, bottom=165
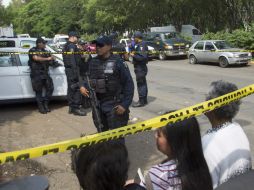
left=50, top=60, right=62, bottom=68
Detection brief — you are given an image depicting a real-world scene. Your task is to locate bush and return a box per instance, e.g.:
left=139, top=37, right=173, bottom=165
left=203, top=23, right=254, bottom=51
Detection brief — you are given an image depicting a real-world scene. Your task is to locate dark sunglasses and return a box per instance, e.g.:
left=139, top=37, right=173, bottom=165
left=96, top=43, right=106, bottom=48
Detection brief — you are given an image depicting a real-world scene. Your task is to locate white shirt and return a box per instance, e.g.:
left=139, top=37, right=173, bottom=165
left=202, top=122, right=252, bottom=189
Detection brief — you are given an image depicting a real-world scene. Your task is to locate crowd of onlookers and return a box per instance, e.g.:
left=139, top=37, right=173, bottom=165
left=0, top=80, right=252, bottom=190
left=70, top=80, right=252, bottom=190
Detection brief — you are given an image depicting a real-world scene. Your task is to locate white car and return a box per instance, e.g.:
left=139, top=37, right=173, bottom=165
left=188, top=40, right=252, bottom=67
left=0, top=38, right=67, bottom=103
left=53, top=34, right=68, bottom=50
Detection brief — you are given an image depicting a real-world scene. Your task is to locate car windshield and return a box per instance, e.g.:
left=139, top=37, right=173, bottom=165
left=213, top=41, right=234, bottom=50
left=58, top=38, right=68, bottom=42
left=164, top=32, right=180, bottom=39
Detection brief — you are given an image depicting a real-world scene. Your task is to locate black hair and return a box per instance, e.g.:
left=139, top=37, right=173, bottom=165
left=206, top=80, right=241, bottom=120
left=160, top=117, right=213, bottom=190
left=72, top=141, right=129, bottom=190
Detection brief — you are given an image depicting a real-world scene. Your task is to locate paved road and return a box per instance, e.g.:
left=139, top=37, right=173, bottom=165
left=0, top=59, right=253, bottom=189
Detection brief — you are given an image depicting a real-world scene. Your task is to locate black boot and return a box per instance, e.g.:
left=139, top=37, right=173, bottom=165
left=69, top=107, right=87, bottom=116
left=37, top=102, right=47, bottom=114
left=44, top=101, right=51, bottom=112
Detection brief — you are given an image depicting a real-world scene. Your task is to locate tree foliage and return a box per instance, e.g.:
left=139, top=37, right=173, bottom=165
left=0, top=0, right=253, bottom=40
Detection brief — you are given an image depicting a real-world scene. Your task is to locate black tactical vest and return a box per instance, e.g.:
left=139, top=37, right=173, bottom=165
left=62, top=41, right=77, bottom=68
left=89, top=55, right=121, bottom=100
left=28, top=47, right=49, bottom=73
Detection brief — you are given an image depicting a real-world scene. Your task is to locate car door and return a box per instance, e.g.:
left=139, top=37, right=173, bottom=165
left=48, top=58, right=67, bottom=97
left=0, top=53, right=23, bottom=100
left=17, top=53, right=67, bottom=98
left=193, top=41, right=205, bottom=62
left=16, top=53, right=35, bottom=98
left=204, top=42, right=216, bottom=62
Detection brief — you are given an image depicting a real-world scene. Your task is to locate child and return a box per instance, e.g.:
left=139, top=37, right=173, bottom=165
left=141, top=116, right=213, bottom=190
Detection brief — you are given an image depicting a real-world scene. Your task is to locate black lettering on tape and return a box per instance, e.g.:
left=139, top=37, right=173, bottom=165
left=5, top=156, right=15, bottom=163
left=134, top=129, right=143, bottom=134
left=66, top=145, right=78, bottom=151
left=160, top=117, right=167, bottom=122
left=78, top=142, right=91, bottom=148
left=43, top=148, right=59, bottom=156
left=208, top=102, right=214, bottom=107
left=16, top=153, right=29, bottom=161
left=193, top=105, right=204, bottom=111
left=168, top=114, right=175, bottom=120
left=213, top=99, right=221, bottom=105
left=223, top=97, right=228, bottom=102
left=175, top=112, right=183, bottom=118
left=143, top=127, right=152, bottom=131
left=123, top=132, right=132, bottom=137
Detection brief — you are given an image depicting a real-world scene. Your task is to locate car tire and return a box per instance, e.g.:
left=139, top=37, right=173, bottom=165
left=159, top=51, right=166, bottom=60
left=219, top=57, right=229, bottom=68
left=189, top=55, right=197, bottom=64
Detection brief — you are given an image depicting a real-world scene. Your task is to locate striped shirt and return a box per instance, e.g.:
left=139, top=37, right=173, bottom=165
left=141, top=160, right=181, bottom=190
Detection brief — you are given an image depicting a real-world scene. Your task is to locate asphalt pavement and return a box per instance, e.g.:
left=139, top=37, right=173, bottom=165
left=0, top=58, right=253, bottom=189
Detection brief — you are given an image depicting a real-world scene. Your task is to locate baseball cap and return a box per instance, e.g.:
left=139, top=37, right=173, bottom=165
left=92, top=35, right=112, bottom=46
left=68, top=31, right=80, bottom=38
left=36, top=37, right=47, bottom=44
left=134, top=31, right=143, bottom=38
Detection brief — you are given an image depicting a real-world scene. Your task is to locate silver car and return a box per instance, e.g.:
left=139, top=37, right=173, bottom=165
left=188, top=40, right=252, bottom=67
left=0, top=46, right=67, bottom=103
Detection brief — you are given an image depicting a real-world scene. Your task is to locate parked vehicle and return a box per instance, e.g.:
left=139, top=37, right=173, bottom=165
left=188, top=40, right=252, bottom=67
left=0, top=39, right=67, bottom=103
left=0, top=37, right=62, bottom=60
left=150, top=24, right=202, bottom=43
left=17, top=34, right=31, bottom=38
left=144, top=32, right=190, bottom=60
left=53, top=34, right=68, bottom=49
left=181, top=25, right=202, bottom=43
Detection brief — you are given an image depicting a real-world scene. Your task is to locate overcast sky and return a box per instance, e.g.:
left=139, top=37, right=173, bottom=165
left=2, top=0, right=11, bottom=7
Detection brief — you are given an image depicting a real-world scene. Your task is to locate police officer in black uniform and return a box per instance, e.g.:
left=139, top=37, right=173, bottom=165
left=80, top=35, right=134, bottom=133
left=131, top=31, right=149, bottom=107
left=110, top=32, right=127, bottom=60
left=77, top=39, right=92, bottom=109
left=29, top=37, right=55, bottom=114
left=62, top=31, right=86, bottom=116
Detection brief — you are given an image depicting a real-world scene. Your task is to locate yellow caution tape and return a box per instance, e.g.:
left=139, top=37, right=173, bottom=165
left=0, top=50, right=253, bottom=55
left=0, top=84, right=253, bottom=164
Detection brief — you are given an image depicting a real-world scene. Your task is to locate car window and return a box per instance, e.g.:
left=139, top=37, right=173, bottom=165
left=205, top=42, right=215, bottom=50
left=20, top=40, right=36, bottom=49
left=19, top=54, right=29, bottom=66
left=194, top=42, right=204, bottom=50
left=0, top=54, right=14, bottom=67
left=213, top=41, right=233, bottom=50
left=164, top=32, right=179, bottom=39
left=0, top=40, right=16, bottom=48
left=192, top=29, right=202, bottom=35
left=58, top=38, right=68, bottom=42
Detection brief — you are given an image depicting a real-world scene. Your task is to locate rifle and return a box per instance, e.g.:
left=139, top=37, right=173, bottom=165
left=85, top=73, right=104, bottom=132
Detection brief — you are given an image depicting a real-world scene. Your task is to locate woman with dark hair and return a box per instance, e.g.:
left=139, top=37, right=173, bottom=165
left=72, top=141, right=145, bottom=190
left=202, top=80, right=252, bottom=189
left=141, top=116, right=212, bottom=190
